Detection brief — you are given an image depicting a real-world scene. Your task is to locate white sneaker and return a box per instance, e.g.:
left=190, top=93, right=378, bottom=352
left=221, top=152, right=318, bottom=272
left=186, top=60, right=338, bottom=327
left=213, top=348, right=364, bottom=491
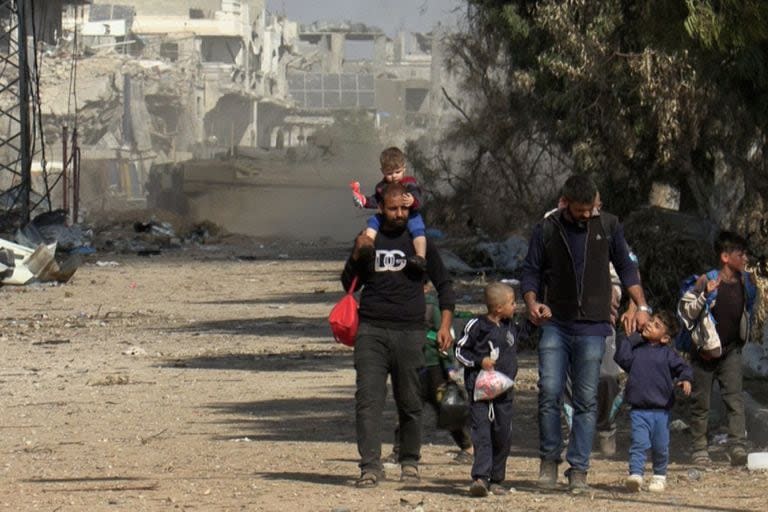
left=648, top=475, right=666, bottom=493
left=625, top=474, right=643, bottom=492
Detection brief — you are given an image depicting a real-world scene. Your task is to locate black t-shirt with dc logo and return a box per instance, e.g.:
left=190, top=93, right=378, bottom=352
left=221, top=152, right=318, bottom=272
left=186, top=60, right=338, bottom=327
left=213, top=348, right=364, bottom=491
left=342, top=227, right=455, bottom=329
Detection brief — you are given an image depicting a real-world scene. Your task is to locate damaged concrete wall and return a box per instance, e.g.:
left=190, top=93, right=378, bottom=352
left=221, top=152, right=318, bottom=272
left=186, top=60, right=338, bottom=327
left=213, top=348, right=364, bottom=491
left=256, top=102, right=289, bottom=149
left=122, top=75, right=154, bottom=153
left=204, top=94, right=254, bottom=149
left=90, top=0, right=227, bottom=17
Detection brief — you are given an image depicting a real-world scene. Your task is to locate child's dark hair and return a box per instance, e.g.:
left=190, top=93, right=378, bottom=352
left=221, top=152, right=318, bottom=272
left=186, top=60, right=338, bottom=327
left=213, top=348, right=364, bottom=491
left=655, top=310, right=680, bottom=339
left=561, top=174, right=598, bottom=204
left=714, top=231, right=748, bottom=257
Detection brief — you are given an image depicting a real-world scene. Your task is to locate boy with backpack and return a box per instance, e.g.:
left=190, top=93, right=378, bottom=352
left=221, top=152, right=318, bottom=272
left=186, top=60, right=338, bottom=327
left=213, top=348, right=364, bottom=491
left=678, top=232, right=759, bottom=466
left=385, top=282, right=473, bottom=466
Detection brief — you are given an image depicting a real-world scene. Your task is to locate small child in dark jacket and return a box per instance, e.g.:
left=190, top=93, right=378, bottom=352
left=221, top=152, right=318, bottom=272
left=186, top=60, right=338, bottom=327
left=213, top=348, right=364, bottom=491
left=455, top=282, right=522, bottom=497
left=614, top=311, right=693, bottom=493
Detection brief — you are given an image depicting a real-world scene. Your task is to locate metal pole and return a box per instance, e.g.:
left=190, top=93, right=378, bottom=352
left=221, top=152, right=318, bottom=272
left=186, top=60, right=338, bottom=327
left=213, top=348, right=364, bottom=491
left=62, top=124, right=68, bottom=218
left=73, top=129, right=80, bottom=223
left=18, top=0, right=31, bottom=224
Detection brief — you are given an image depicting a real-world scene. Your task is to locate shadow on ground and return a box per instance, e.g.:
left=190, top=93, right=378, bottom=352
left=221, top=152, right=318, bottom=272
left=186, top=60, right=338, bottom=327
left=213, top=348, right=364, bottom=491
left=205, top=395, right=369, bottom=443
left=192, top=291, right=342, bottom=306
left=254, top=471, right=353, bottom=487
left=158, top=347, right=351, bottom=372
left=169, top=315, right=330, bottom=339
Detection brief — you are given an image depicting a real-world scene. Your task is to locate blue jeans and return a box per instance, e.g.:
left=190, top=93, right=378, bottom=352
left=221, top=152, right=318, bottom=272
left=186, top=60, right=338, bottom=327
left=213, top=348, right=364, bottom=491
left=538, top=323, right=605, bottom=471
left=629, top=409, right=670, bottom=476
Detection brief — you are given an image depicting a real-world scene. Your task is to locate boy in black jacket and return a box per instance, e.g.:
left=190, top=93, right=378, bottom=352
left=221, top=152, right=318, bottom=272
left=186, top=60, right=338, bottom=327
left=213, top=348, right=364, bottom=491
left=614, top=311, right=693, bottom=493
left=455, top=282, right=521, bottom=497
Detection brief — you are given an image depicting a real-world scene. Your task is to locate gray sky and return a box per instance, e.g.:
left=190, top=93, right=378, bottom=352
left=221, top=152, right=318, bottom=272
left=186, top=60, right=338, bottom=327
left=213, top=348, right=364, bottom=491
left=265, top=0, right=463, bottom=36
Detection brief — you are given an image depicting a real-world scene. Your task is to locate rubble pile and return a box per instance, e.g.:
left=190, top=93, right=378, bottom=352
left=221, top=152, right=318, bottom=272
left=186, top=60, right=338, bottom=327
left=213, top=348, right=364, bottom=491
left=0, top=209, right=89, bottom=286
left=89, top=209, right=224, bottom=254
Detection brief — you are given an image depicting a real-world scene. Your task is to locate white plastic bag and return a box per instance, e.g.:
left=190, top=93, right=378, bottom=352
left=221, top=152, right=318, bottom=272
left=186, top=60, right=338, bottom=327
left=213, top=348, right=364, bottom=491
left=473, top=369, right=514, bottom=401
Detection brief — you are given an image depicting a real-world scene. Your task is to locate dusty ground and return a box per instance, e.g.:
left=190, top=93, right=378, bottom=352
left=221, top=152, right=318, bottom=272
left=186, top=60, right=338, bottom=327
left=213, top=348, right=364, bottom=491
left=1, top=238, right=767, bottom=512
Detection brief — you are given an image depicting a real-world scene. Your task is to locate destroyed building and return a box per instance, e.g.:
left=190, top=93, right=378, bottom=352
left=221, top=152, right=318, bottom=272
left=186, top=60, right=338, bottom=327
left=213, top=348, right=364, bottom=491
left=51, top=0, right=300, bottom=209
left=282, top=23, right=436, bottom=148
left=1, top=0, right=452, bottom=217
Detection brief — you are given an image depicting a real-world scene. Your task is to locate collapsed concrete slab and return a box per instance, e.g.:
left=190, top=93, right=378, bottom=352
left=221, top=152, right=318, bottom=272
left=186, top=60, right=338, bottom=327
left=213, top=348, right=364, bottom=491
left=0, top=238, right=78, bottom=285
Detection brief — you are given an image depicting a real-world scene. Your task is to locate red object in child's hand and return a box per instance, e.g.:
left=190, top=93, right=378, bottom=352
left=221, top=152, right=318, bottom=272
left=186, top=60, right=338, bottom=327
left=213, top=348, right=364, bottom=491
left=350, top=181, right=366, bottom=208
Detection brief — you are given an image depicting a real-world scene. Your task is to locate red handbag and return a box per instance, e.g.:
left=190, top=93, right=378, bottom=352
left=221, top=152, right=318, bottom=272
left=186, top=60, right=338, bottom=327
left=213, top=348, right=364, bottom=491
left=329, top=276, right=359, bottom=347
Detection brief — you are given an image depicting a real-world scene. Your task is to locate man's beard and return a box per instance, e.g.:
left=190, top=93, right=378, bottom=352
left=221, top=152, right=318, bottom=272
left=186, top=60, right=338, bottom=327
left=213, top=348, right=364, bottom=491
left=383, top=218, right=407, bottom=230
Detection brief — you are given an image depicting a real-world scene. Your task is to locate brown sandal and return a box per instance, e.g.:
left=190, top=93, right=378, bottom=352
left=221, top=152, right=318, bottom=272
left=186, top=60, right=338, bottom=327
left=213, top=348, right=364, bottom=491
left=354, top=471, right=379, bottom=488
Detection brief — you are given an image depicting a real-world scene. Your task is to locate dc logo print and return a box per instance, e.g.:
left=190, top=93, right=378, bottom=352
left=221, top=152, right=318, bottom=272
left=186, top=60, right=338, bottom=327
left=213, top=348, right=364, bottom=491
left=375, top=250, right=407, bottom=272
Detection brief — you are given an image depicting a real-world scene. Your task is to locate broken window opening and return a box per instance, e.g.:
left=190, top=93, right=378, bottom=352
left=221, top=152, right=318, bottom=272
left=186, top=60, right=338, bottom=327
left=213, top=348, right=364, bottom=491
left=405, top=88, right=428, bottom=112
left=160, top=42, right=179, bottom=62
left=344, top=40, right=375, bottom=61
left=200, top=36, right=242, bottom=64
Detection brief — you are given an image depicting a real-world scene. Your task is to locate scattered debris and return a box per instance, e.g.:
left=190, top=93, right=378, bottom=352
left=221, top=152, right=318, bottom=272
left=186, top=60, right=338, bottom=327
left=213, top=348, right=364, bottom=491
left=90, top=210, right=224, bottom=254
left=32, top=339, right=71, bottom=346
left=438, top=249, right=474, bottom=274
left=0, top=238, right=78, bottom=285
left=17, top=210, right=92, bottom=252
left=122, top=346, right=148, bottom=356
left=139, top=428, right=168, bottom=445
left=474, top=236, right=529, bottom=271
left=88, top=374, right=130, bottom=386
left=95, top=261, right=120, bottom=267
left=137, top=249, right=162, bottom=257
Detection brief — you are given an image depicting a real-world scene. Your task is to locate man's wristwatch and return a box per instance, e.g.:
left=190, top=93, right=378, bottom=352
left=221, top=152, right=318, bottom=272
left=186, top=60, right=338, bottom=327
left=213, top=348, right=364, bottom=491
left=638, top=305, right=653, bottom=314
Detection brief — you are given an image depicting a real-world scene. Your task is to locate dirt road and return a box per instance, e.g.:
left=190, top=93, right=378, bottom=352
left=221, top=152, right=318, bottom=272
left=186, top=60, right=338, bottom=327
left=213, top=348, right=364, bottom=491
left=1, top=240, right=765, bottom=511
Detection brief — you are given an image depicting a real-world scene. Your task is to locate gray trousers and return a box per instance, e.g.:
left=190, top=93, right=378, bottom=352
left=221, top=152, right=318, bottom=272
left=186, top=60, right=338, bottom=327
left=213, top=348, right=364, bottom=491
left=354, top=322, right=425, bottom=473
left=690, top=346, right=745, bottom=453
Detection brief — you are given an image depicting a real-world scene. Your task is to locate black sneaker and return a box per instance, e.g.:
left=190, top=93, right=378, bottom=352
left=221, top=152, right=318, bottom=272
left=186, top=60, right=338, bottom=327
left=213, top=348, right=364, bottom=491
left=469, top=479, right=489, bottom=497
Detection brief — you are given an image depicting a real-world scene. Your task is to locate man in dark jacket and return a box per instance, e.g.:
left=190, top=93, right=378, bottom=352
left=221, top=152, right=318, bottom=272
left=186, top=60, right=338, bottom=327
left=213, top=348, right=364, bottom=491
left=520, top=175, right=651, bottom=492
left=341, top=182, right=456, bottom=488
